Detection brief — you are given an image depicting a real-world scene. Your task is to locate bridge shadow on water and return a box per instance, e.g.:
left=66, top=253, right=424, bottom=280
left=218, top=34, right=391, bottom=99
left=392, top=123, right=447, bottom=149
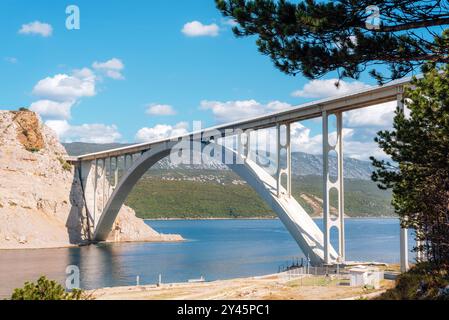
left=66, top=168, right=93, bottom=245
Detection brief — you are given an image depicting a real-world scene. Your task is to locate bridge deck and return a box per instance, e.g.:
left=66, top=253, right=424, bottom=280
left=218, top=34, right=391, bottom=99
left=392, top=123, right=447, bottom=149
left=70, top=77, right=411, bottom=162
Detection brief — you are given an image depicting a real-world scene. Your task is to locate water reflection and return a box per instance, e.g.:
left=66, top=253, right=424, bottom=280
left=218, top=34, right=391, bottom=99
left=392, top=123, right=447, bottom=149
left=0, top=247, right=71, bottom=297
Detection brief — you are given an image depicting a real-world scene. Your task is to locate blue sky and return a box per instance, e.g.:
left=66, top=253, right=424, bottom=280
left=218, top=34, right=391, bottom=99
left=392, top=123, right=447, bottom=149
left=0, top=0, right=398, bottom=159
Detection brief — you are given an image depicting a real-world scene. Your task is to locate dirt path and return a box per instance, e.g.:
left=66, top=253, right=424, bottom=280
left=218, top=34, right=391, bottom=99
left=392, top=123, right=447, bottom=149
left=91, top=273, right=394, bottom=300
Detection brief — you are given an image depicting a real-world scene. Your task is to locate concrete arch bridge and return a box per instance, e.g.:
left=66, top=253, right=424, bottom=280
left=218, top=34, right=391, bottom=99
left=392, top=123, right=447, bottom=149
left=69, top=77, right=412, bottom=268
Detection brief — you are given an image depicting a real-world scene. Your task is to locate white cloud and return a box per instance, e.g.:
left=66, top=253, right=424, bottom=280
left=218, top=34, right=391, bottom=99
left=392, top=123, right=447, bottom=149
left=342, top=139, right=387, bottom=160
left=344, top=102, right=396, bottom=127
left=46, top=120, right=122, bottom=144
left=30, top=100, right=75, bottom=120
left=104, top=70, right=123, bottom=80
left=241, top=123, right=383, bottom=160
left=289, top=123, right=322, bottom=155
left=146, top=104, right=177, bottom=116
left=135, top=122, right=189, bottom=143
left=28, top=60, right=128, bottom=143
left=200, top=99, right=292, bottom=123
left=288, top=123, right=386, bottom=160
left=19, top=21, right=53, bottom=37
left=45, top=120, right=70, bottom=139
left=4, top=57, right=18, bottom=64
left=30, top=60, right=124, bottom=121
left=289, top=123, right=354, bottom=155
left=32, top=68, right=96, bottom=102
left=182, top=21, right=219, bottom=37
left=92, top=58, right=125, bottom=79
left=92, top=58, right=124, bottom=70
left=292, top=79, right=371, bottom=98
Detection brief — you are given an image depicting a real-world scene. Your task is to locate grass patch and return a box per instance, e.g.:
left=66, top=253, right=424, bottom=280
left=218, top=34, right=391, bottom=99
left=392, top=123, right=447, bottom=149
left=286, top=276, right=342, bottom=287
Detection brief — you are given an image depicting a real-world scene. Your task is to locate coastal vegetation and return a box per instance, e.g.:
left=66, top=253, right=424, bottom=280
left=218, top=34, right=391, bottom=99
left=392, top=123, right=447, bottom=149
left=372, top=66, right=449, bottom=270
left=10, top=277, right=88, bottom=300
left=378, top=263, right=449, bottom=300
left=57, top=156, right=72, bottom=172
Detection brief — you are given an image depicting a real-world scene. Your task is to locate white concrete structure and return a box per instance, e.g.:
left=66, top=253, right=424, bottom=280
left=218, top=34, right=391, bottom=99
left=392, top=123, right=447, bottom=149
left=349, top=266, right=384, bottom=289
left=69, top=77, right=413, bottom=268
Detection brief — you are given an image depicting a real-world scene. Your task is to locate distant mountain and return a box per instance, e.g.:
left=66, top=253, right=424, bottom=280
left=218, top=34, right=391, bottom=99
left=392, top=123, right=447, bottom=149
left=290, top=152, right=374, bottom=180
left=63, top=142, right=375, bottom=180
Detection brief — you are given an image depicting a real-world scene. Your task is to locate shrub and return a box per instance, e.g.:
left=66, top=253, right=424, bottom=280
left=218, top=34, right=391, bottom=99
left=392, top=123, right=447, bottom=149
left=10, top=276, right=87, bottom=300
left=58, top=157, right=72, bottom=171
left=378, top=263, right=449, bottom=300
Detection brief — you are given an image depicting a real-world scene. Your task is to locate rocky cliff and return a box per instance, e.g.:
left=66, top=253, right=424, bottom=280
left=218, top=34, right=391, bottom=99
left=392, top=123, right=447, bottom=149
left=0, top=110, right=182, bottom=249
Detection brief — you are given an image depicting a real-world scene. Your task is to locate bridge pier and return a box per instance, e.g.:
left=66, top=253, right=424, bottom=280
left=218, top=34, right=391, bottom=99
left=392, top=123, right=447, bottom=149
left=77, top=152, right=142, bottom=239
left=322, top=111, right=345, bottom=264
left=396, top=88, right=410, bottom=273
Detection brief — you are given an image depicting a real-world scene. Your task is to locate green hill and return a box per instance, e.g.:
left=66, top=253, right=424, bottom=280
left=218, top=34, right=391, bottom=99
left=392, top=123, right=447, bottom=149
left=125, top=169, right=394, bottom=219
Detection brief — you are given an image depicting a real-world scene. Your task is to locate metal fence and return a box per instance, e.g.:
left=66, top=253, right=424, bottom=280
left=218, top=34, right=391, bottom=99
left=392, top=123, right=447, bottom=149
left=280, top=262, right=354, bottom=279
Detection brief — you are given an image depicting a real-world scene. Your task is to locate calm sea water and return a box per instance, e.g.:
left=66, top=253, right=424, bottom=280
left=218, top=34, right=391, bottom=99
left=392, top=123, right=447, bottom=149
left=0, top=218, right=415, bottom=298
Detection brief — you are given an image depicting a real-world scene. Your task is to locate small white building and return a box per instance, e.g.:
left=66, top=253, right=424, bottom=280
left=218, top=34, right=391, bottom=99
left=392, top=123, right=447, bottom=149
left=349, top=266, right=384, bottom=289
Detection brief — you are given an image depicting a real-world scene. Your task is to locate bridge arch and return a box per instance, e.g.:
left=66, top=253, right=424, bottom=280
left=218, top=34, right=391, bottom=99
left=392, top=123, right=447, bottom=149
left=90, top=140, right=338, bottom=265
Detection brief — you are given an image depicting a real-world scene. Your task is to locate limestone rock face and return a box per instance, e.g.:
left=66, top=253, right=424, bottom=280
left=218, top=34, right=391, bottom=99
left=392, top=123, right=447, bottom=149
left=0, top=110, right=182, bottom=249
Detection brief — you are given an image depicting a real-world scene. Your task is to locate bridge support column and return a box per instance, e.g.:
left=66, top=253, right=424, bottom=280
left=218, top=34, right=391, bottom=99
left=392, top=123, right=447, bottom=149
left=397, top=87, right=410, bottom=273
left=400, top=228, right=409, bottom=272
left=276, top=123, right=291, bottom=198
left=416, top=239, right=425, bottom=263
left=78, top=160, right=97, bottom=238
left=93, top=159, right=98, bottom=229
left=124, top=154, right=133, bottom=170
left=322, top=111, right=345, bottom=264
left=101, top=159, right=107, bottom=216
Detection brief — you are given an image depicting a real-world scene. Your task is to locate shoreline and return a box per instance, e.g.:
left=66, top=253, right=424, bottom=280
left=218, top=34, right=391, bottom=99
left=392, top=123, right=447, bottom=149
left=89, top=269, right=395, bottom=300
left=0, top=217, right=398, bottom=251
left=0, top=238, right=185, bottom=252
left=144, top=216, right=398, bottom=221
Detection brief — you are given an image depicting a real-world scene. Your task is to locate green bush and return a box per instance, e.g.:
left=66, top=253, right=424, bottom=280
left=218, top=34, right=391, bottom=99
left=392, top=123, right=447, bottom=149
left=10, top=276, right=86, bottom=300
left=57, top=157, right=72, bottom=171
left=378, top=263, right=449, bottom=300
left=27, top=147, right=40, bottom=153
